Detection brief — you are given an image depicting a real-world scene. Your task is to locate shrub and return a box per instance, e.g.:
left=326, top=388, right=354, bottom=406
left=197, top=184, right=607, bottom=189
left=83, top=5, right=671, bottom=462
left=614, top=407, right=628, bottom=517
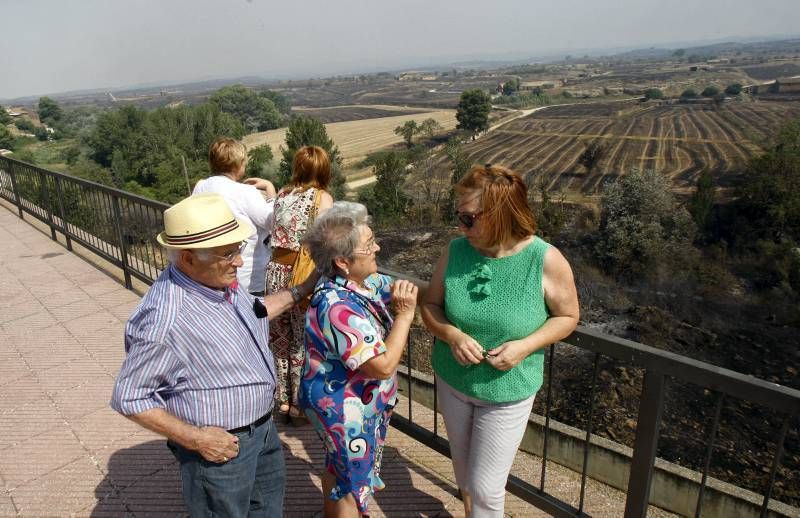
left=596, top=168, right=697, bottom=277
left=643, top=88, right=664, bottom=100
left=701, top=85, right=720, bottom=97
left=14, top=118, right=35, bottom=132
left=681, top=88, right=698, bottom=98
left=725, top=83, right=743, bottom=95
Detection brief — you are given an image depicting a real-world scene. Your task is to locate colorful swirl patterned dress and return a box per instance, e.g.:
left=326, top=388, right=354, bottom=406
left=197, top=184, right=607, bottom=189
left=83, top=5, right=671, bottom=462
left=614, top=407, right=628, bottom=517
left=299, top=273, right=395, bottom=514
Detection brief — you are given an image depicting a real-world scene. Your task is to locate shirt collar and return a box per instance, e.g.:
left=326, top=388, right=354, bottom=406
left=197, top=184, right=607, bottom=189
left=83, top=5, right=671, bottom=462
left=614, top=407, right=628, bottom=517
left=169, top=263, right=235, bottom=303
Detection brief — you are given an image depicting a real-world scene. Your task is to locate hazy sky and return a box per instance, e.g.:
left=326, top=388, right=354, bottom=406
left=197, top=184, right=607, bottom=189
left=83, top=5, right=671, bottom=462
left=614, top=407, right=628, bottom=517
left=2, top=0, right=799, bottom=100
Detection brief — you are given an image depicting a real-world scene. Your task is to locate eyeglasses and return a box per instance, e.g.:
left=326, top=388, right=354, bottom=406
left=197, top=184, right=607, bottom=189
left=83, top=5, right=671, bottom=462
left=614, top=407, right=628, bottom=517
left=207, top=241, right=248, bottom=263
left=456, top=211, right=483, bottom=229
left=354, top=238, right=379, bottom=255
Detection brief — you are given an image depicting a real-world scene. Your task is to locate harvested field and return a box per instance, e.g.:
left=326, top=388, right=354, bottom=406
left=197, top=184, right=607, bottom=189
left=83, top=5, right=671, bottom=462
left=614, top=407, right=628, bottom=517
left=292, top=104, right=432, bottom=124
left=243, top=110, right=457, bottom=169
left=455, top=100, right=800, bottom=195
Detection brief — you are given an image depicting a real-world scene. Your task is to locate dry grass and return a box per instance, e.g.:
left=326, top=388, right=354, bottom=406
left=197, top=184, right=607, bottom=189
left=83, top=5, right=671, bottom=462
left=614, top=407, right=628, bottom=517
left=243, top=110, right=457, bottom=169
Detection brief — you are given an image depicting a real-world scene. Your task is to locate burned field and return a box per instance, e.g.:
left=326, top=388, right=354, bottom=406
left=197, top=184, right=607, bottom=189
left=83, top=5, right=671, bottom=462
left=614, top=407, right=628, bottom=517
left=461, top=99, right=800, bottom=195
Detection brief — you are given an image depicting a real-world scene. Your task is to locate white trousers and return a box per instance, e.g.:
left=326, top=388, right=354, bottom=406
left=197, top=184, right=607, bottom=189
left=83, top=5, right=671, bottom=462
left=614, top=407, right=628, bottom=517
left=437, top=377, right=535, bottom=518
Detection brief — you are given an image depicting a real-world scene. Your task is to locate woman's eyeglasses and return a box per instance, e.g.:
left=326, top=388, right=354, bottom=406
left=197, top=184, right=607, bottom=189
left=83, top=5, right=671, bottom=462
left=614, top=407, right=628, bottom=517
left=208, top=241, right=248, bottom=263
left=456, top=211, right=483, bottom=229
left=354, top=238, right=378, bottom=255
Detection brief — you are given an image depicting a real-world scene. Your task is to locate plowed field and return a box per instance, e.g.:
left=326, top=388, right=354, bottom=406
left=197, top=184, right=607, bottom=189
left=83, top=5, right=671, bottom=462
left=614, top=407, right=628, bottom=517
left=460, top=100, right=800, bottom=195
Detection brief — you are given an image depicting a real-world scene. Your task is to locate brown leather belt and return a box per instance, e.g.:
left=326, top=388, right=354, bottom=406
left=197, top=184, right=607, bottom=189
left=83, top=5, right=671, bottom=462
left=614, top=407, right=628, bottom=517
left=271, top=247, right=298, bottom=266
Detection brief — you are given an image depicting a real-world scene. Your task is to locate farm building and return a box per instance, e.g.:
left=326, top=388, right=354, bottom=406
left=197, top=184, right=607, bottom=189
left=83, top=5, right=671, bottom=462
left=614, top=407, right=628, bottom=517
left=774, top=77, right=800, bottom=93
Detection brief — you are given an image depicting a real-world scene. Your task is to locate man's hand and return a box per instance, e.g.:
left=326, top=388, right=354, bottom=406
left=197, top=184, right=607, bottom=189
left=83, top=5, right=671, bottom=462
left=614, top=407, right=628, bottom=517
left=193, top=426, right=240, bottom=463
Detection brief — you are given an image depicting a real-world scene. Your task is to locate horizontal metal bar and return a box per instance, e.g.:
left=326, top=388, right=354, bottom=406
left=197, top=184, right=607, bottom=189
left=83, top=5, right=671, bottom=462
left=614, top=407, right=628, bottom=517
left=0, top=157, right=169, bottom=210
left=566, top=327, right=800, bottom=415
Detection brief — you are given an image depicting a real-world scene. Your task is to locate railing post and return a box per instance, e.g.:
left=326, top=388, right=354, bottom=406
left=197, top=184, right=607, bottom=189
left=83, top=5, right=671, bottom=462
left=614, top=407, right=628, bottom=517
left=7, top=159, right=24, bottom=218
left=624, top=370, right=666, bottom=518
left=110, top=195, right=132, bottom=289
left=53, top=176, right=72, bottom=251
left=38, top=170, right=57, bottom=241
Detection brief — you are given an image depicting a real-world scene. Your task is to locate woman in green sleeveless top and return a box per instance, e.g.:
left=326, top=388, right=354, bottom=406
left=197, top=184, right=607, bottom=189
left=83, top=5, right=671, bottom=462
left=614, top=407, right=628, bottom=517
left=422, top=165, right=579, bottom=517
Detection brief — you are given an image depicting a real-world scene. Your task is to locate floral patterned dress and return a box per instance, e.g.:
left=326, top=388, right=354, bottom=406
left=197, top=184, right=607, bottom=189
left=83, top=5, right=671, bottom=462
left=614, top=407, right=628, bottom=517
left=299, top=273, right=396, bottom=515
left=266, top=186, right=319, bottom=406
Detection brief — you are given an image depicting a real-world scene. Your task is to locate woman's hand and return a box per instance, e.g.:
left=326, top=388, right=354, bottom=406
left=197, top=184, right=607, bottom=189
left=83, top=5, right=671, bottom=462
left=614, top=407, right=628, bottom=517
left=243, top=178, right=276, bottom=199
left=449, top=332, right=484, bottom=366
left=484, top=340, right=528, bottom=371
left=391, top=280, right=418, bottom=318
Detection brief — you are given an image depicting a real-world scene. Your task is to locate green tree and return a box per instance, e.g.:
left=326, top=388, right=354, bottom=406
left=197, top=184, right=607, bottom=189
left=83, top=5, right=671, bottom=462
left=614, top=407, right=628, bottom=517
left=0, top=124, right=14, bottom=150
left=278, top=115, right=345, bottom=199
left=643, top=88, right=664, bottom=100
left=418, top=118, right=443, bottom=140
left=394, top=120, right=419, bottom=148
left=443, top=137, right=473, bottom=220
left=210, top=84, right=283, bottom=132
left=502, top=78, right=520, bottom=96
left=38, top=96, right=63, bottom=124
left=358, top=151, right=410, bottom=225
left=534, top=180, right=568, bottom=240
left=245, top=144, right=274, bottom=178
left=258, top=90, right=291, bottom=116
left=725, top=83, right=743, bottom=95
left=34, top=126, right=49, bottom=141
left=596, top=168, right=696, bottom=277
left=14, top=118, right=35, bottom=132
left=0, top=105, right=10, bottom=125
left=681, top=88, right=698, bottom=99
left=689, top=169, right=715, bottom=237
left=83, top=103, right=243, bottom=203
left=701, top=85, right=720, bottom=97
left=456, top=89, right=492, bottom=138
left=579, top=140, right=608, bottom=173
left=733, top=118, right=800, bottom=242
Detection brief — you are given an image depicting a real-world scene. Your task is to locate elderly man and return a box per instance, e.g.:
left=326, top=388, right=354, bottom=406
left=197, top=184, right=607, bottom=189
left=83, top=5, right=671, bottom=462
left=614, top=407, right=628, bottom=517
left=111, top=192, right=315, bottom=517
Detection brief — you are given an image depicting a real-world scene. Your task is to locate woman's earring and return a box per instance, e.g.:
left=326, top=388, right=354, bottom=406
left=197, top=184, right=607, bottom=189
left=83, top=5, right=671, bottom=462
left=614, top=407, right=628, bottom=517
left=344, top=268, right=350, bottom=275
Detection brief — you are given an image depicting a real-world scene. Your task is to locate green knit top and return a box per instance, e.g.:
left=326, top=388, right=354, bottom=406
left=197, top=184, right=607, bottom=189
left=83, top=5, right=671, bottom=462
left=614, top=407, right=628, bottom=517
left=432, top=236, right=551, bottom=402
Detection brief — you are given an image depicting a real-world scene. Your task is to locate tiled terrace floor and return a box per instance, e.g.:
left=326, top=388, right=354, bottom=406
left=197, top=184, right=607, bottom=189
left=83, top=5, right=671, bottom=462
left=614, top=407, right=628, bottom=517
left=0, top=204, right=673, bottom=517
left=0, top=206, right=523, bottom=517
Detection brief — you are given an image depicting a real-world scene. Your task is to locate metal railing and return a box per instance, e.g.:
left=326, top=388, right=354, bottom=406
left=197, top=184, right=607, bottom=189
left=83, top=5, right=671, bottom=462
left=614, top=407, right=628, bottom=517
left=1, top=155, right=798, bottom=517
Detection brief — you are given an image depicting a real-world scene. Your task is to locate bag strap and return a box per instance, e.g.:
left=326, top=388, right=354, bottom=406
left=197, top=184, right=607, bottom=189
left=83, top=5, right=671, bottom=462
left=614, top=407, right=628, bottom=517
left=308, top=188, right=323, bottom=223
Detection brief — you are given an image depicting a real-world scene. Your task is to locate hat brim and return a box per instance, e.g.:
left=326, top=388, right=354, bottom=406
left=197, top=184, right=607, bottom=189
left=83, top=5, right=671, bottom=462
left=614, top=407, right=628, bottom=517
left=156, top=218, right=255, bottom=249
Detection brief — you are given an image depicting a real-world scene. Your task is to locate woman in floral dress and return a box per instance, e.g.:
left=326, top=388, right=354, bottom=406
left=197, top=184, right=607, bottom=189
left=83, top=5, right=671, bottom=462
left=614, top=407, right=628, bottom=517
left=299, top=201, right=418, bottom=516
left=266, top=146, right=333, bottom=423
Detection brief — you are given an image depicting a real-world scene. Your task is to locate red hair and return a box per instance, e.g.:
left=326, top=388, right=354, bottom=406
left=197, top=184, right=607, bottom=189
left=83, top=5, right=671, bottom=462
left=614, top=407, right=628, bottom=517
left=456, top=164, right=536, bottom=247
left=290, top=145, right=331, bottom=190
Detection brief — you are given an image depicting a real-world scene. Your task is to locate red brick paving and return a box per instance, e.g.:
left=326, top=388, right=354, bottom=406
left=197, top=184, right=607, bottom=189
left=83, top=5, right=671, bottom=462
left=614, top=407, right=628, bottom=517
left=0, top=204, right=663, bottom=517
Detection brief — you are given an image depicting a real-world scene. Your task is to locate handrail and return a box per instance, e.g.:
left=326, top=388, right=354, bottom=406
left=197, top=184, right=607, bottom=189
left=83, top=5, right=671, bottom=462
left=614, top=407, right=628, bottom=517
left=1, top=155, right=797, bottom=517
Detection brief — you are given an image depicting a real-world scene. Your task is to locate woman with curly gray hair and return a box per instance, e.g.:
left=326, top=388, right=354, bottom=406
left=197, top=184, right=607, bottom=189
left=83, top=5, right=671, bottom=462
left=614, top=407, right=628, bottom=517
left=298, top=201, right=418, bottom=517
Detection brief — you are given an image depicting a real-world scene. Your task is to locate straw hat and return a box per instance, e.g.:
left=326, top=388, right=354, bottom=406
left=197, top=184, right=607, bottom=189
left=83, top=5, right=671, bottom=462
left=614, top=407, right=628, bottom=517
left=156, top=193, right=254, bottom=249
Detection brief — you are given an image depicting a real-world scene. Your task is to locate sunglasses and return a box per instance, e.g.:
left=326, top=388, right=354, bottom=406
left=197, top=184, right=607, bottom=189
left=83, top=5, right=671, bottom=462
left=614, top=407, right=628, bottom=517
left=456, top=211, right=483, bottom=229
